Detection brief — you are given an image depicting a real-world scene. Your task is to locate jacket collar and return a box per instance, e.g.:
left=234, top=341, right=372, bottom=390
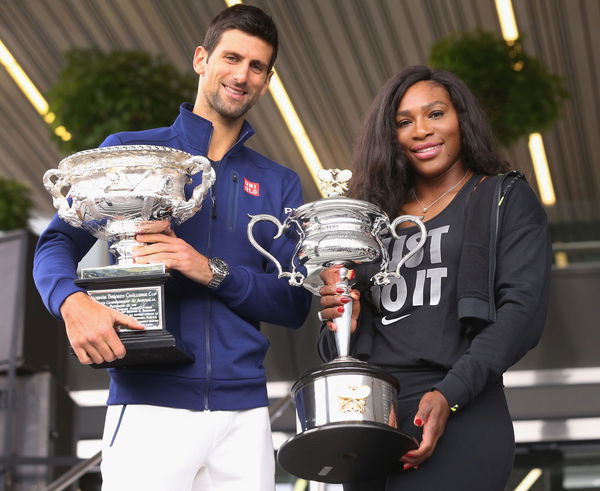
left=173, top=102, right=255, bottom=157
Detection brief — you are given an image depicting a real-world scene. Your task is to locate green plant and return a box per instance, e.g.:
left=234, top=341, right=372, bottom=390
left=429, top=30, right=568, bottom=146
left=0, top=176, right=32, bottom=231
left=47, top=48, right=197, bottom=153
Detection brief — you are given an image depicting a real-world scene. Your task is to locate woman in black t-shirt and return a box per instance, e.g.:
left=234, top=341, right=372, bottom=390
left=318, top=66, right=551, bottom=491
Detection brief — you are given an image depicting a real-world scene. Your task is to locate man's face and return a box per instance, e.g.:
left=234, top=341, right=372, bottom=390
left=193, top=29, right=273, bottom=122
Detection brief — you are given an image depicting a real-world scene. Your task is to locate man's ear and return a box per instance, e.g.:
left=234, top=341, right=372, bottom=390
left=259, top=70, right=274, bottom=96
left=193, top=46, right=208, bottom=75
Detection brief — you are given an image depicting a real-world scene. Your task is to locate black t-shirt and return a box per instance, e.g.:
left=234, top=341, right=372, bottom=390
left=367, top=175, right=479, bottom=371
left=344, top=174, right=551, bottom=411
left=316, top=173, right=552, bottom=411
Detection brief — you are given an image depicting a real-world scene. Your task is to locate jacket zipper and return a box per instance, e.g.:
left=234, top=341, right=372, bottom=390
left=202, top=132, right=249, bottom=410
left=204, top=193, right=215, bottom=410
left=204, top=161, right=220, bottom=410
left=488, top=171, right=521, bottom=322
left=227, top=172, right=239, bottom=232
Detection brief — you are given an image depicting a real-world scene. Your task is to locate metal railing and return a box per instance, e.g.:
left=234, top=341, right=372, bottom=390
left=553, top=240, right=600, bottom=266
left=44, top=452, right=102, bottom=491
left=41, top=394, right=293, bottom=491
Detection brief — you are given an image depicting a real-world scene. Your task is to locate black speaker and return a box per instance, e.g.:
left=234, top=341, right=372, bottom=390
left=0, top=372, right=76, bottom=487
left=0, top=230, right=66, bottom=381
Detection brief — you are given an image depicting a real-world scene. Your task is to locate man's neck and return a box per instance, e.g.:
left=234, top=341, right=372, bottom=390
left=208, top=119, right=243, bottom=161
left=192, top=103, right=244, bottom=161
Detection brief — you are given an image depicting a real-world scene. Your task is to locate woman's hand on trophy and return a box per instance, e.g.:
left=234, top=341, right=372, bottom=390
left=399, top=389, right=451, bottom=471
left=134, top=229, right=213, bottom=285
left=318, top=265, right=360, bottom=333
left=60, top=291, right=145, bottom=365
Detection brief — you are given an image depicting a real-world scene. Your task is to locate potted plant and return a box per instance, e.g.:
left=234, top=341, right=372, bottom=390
left=429, top=30, right=568, bottom=146
left=0, top=176, right=32, bottom=232
left=46, top=48, right=197, bottom=153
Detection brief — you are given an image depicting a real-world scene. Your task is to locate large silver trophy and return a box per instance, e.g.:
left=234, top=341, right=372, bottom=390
left=248, top=169, right=427, bottom=483
left=43, top=145, right=215, bottom=368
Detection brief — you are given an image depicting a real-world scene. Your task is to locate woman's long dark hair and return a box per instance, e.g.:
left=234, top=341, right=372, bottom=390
left=349, top=65, right=510, bottom=217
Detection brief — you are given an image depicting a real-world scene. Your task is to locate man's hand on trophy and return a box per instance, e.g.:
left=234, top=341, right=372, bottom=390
left=134, top=229, right=212, bottom=285
left=60, top=292, right=145, bottom=364
left=318, top=265, right=360, bottom=332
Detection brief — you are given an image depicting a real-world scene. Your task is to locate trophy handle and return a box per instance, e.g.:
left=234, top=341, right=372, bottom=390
left=42, top=168, right=80, bottom=226
left=389, top=215, right=428, bottom=277
left=173, top=155, right=216, bottom=223
left=247, top=214, right=305, bottom=286
left=371, top=216, right=392, bottom=286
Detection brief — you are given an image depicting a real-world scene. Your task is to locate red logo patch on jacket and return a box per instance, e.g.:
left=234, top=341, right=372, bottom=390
left=244, top=178, right=260, bottom=196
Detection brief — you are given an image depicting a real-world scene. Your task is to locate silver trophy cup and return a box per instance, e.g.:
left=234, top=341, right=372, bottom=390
left=247, top=169, right=427, bottom=483
left=43, top=145, right=215, bottom=367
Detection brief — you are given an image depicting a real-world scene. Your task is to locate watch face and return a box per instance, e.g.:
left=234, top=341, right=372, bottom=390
left=208, top=258, right=229, bottom=288
left=211, top=258, right=228, bottom=274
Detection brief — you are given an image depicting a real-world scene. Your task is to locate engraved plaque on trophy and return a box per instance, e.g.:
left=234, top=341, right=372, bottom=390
left=247, top=169, right=427, bottom=483
left=43, top=145, right=215, bottom=368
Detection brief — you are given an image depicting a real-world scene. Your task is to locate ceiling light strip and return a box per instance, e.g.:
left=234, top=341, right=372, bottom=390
left=494, top=1, right=556, bottom=206
left=528, top=133, right=556, bottom=205
left=268, top=70, right=325, bottom=193
left=495, top=0, right=519, bottom=43
left=0, top=38, right=71, bottom=141
left=223, top=0, right=325, bottom=195
left=514, top=468, right=543, bottom=491
left=0, top=39, right=48, bottom=115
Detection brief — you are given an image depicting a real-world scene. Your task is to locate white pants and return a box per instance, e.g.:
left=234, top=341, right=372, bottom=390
left=101, top=404, right=275, bottom=491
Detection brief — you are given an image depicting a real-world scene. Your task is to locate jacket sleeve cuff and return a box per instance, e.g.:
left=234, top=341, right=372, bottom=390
left=49, top=278, right=88, bottom=319
left=209, top=265, right=248, bottom=303
left=432, top=372, right=473, bottom=414
left=457, top=296, right=493, bottom=323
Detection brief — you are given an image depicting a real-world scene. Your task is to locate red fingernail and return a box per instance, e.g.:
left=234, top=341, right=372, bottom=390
left=414, top=418, right=423, bottom=426
left=347, top=270, right=356, bottom=279
left=340, top=297, right=350, bottom=304
left=405, top=453, right=415, bottom=458
left=336, top=288, right=344, bottom=294
left=337, top=306, right=345, bottom=313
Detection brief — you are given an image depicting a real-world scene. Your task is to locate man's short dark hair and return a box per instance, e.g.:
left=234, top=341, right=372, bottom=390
left=203, top=4, right=278, bottom=71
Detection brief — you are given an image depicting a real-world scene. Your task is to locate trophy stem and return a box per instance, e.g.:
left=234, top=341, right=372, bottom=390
left=333, top=266, right=353, bottom=359
left=110, top=238, right=142, bottom=265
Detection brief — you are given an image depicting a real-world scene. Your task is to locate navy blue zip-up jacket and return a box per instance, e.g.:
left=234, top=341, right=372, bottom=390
left=33, top=103, right=312, bottom=410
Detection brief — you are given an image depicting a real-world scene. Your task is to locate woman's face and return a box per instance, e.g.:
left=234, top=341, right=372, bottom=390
left=395, top=81, right=465, bottom=180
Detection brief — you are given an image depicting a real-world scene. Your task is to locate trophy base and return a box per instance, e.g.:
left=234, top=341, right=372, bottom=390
left=277, top=422, right=417, bottom=483
left=74, top=272, right=193, bottom=369
left=71, top=330, right=194, bottom=368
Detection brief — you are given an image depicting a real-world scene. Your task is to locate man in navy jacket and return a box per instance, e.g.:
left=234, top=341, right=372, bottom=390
left=33, top=5, right=310, bottom=490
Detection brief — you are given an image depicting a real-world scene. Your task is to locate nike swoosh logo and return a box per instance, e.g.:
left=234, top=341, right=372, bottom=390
left=381, top=314, right=411, bottom=325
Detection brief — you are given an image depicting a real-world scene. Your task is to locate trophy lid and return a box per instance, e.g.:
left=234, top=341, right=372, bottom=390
left=57, top=145, right=194, bottom=172
left=292, top=196, right=386, bottom=219
left=292, top=168, right=388, bottom=220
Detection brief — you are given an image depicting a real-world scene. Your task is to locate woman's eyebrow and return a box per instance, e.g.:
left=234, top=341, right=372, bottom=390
left=396, top=100, right=448, bottom=117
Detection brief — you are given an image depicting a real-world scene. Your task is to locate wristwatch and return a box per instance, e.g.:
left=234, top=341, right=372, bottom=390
left=207, top=257, right=229, bottom=289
